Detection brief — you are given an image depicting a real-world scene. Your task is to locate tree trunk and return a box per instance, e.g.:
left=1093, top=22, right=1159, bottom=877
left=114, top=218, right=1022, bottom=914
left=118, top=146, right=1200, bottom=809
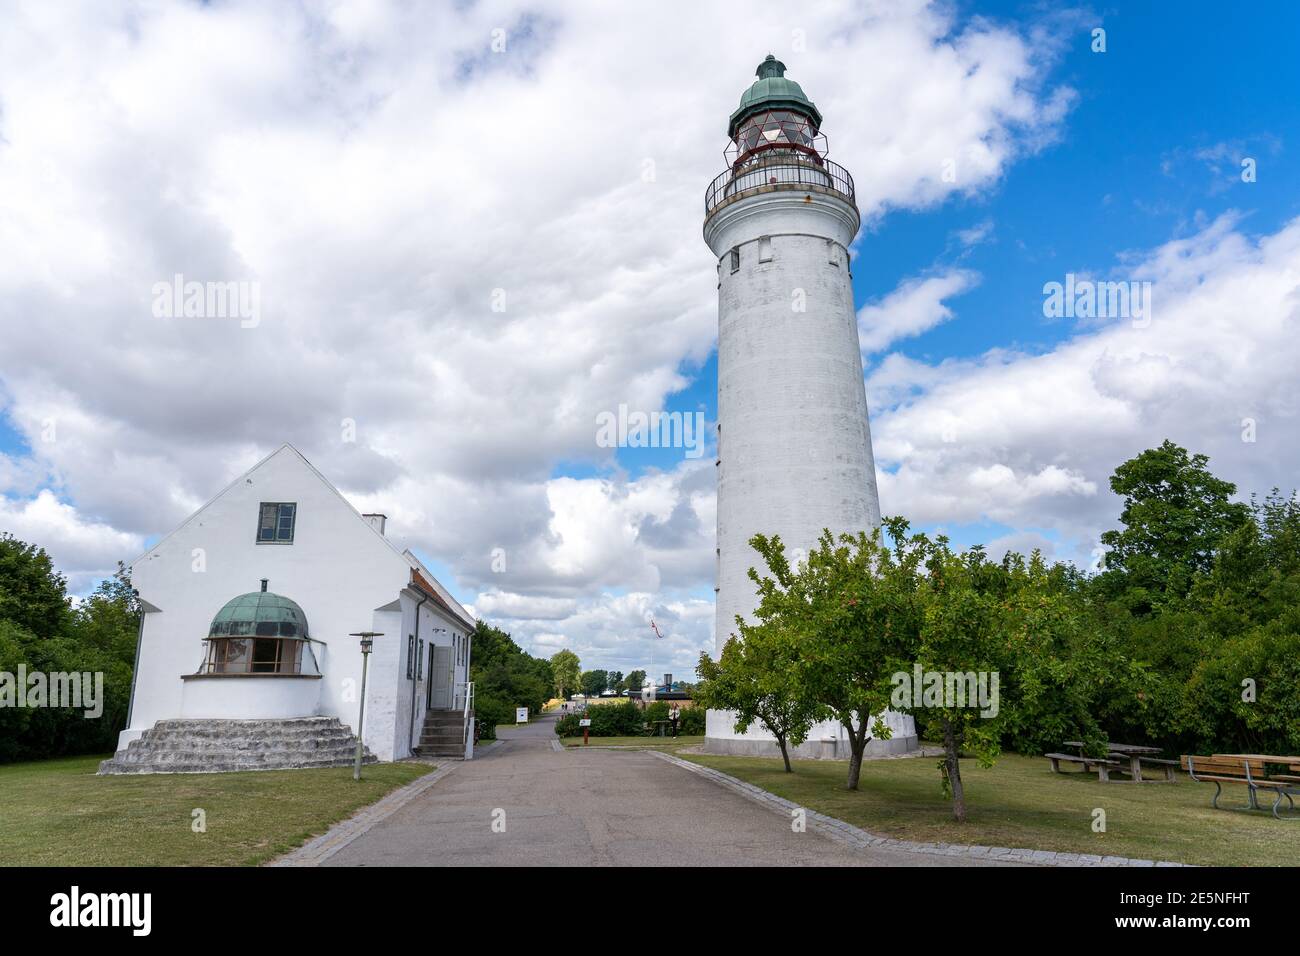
left=942, top=719, right=967, bottom=823
left=845, top=721, right=869, bottom=790
left=776, top=734, right=793, bottom=773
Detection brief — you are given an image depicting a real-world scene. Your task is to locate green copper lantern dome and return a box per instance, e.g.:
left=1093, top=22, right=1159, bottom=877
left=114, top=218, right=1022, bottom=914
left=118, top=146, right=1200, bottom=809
left=728, top=54, right=823, bottom=138
left=208, top=580, right=309, bottom=639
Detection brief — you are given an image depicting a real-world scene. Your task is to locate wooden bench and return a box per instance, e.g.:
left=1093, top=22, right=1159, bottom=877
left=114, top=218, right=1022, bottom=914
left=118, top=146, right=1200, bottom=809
left=1062, top=740, right=1169, bottom=782
left=1045, top=752, right=1124, bottom=782
left=1138, top=757, right=1179, bottom=783
left=1181, top=755, right=1300, bottom=820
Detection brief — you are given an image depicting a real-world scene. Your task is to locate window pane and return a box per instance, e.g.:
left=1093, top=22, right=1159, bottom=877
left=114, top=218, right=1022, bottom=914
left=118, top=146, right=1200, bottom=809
left=276, top=503, right=296, bottom=541
left=257, top=502, right=296, bottom=543
left=216, top=639, right=250, bottom=673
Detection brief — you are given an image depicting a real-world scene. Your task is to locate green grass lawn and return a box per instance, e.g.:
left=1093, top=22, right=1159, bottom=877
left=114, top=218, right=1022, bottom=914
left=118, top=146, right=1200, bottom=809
left=684, top=751, right=1297, bottom=866
left=562, top=735, right=704, bottom=752
left=0, top=755, right=432, bottom=867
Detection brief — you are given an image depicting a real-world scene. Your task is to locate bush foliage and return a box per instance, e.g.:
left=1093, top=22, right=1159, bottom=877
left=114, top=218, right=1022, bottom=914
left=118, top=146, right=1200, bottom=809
left=0, top=537, right=139, bottom=763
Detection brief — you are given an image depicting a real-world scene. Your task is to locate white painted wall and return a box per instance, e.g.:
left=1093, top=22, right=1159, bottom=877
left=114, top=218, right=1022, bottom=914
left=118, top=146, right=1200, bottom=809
left=702, top=186, right=915, bottom=756
left=121, top=446, right=469, bottom=763
left=705, top=189, right=881, bottom=652
left=179, top=675, right=321, bottom=720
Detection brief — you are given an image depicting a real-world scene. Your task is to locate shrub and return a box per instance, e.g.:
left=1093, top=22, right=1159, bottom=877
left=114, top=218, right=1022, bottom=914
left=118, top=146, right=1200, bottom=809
left=553, top=701, right=651, bottom=737
left=474, top=693, right=514, bottom=741
left=679, top=706, right=705, bottom=735
left=554, top=711, right=581, bottom=737
left=643, top=701, right=669, bottom=725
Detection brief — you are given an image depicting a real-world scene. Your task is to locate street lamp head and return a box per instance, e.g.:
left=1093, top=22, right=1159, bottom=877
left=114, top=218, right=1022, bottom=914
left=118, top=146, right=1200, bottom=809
left=349, top=631, right=383, bottom=654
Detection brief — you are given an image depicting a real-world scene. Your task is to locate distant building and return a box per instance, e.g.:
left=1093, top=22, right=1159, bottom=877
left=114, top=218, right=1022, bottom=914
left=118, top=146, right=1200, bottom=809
left=628, top=673, right=695, bottom=709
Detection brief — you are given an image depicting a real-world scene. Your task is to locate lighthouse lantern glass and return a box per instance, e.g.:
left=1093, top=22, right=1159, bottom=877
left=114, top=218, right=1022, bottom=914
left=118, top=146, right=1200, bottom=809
left=729, top=110, right=826, bottom=166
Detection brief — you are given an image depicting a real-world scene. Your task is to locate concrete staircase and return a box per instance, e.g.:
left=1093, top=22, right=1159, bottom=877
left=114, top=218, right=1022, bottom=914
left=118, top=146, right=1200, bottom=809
left=97, top=717, right=378, bottom=774
left=414, top=709, right=467, bottom=758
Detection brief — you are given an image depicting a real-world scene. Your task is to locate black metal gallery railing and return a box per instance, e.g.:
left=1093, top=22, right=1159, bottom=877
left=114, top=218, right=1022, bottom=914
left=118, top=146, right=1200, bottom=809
left=705, top=156, right=855, bottom=215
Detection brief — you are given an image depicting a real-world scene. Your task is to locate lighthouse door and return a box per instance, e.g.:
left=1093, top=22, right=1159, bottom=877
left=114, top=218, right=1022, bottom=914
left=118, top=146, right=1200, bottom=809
left=429, top=645, right=453, bottom=710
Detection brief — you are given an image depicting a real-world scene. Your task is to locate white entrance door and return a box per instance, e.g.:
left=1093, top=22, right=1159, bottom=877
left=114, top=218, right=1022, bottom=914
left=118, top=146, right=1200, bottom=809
left=430, top=645, right=453, bottom=710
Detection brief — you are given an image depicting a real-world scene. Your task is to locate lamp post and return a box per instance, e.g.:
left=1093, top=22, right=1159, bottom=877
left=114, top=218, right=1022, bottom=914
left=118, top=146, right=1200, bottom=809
left=349, top=631, right=382, bottom=780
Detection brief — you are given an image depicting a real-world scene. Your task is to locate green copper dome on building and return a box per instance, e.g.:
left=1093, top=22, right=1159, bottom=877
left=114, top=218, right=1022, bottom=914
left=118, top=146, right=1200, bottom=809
left=208, top=580, right=309, bottom=639
left=728, top=54, right=823, bottom=138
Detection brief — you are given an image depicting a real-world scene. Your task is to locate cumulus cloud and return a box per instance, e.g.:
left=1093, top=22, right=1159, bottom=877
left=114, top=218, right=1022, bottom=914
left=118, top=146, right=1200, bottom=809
left=871, top=213, right=1300, bottom=564
left=0, top=491, right=144, bottom=593
left=0, top=1, right=1075, bottom=670
left=858, top=269, right=980, bottom=353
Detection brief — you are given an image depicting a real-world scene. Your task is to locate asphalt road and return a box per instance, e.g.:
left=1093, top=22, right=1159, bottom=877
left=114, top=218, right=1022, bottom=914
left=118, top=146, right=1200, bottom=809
left=322, top=711, right=1005, bottom=866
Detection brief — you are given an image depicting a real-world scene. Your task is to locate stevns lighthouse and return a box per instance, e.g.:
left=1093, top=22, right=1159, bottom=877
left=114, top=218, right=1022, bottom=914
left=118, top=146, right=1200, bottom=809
left=702, top=55, right=916, bottom=758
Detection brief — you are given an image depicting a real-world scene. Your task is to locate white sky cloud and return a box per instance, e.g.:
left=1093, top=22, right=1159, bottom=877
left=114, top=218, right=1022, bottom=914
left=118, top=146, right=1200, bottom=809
left=858, top=269, right=980, bottom=353
left=871, top=212, right=1300, bottom=564
left=0, top=1, right=1086, bottom=672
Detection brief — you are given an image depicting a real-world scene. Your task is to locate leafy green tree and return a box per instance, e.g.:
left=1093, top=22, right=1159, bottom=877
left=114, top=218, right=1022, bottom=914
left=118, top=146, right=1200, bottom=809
left=626, top=669, right=646, bottom=692
left=608, top=670, right=625, bottom=694
left=0, top=533, right=72, bottom=639
left=696, top=625, right=820, bottom=772
left=550, top=649, right=582, bottom=699
left=0, top=548, right=139, bottom=762
left=580, top=669, right=608, bottom=696
left=1180, top=629, right=1300, bottom=754
left=1098, top=440, right=1250, bottom=611
left=75, top=563, right=141, bottom=666
left=900, top=537, right=1107, bottom=821
left=469, top=621, right=554, bottom=737
left=745, top=524, right=923, bottom=791
left=1154, top=489, right=1300, bottom=754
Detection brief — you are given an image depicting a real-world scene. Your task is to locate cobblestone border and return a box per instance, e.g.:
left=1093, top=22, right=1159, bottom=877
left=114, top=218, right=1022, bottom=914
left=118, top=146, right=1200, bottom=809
left=651, top=751, right=1189, bottom=868
left=268, top=763, right=458, bottom=867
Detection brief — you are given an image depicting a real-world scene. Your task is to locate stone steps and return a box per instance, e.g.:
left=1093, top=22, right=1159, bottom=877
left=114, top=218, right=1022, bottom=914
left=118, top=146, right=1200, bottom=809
left=137, top=730, right=359, bottom=748
left=98, top=717, right=377, bottom=775
left=413, top=709, right=468, bottom=757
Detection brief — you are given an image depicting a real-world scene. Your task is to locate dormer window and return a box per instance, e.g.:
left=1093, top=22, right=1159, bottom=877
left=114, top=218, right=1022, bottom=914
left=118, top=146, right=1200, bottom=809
left=257, top=502, right=297, bottom=543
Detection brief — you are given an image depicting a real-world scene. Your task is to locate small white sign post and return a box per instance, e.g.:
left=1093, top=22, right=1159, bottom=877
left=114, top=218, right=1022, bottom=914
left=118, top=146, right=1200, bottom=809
left=516, top=707, right=528, bottom=724
left=579, top=717, right=591, bottom=746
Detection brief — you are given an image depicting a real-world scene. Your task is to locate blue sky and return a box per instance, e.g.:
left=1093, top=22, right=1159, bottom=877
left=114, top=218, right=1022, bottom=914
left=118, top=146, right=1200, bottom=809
left=3, top=1, right=1299, bottom=677
left=603, top=0, right=1300, bottom=560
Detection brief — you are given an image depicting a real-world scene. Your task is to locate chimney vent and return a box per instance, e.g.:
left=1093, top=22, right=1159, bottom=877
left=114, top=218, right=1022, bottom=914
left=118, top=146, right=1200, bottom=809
left=363, top=513, right=387, bottom=536
left=663, top=673, right=672, bottom=689
left=260, top=579, right=268, bottom=592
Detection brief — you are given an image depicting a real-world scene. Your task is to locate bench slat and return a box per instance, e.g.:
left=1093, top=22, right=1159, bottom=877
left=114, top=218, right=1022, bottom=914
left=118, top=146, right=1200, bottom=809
left=1045, top=753, right=1121, bottom=766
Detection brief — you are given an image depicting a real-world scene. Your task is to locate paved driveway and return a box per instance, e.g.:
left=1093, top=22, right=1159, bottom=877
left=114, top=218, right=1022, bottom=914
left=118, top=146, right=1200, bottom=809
left=322, top=712, right=1005, bottom=866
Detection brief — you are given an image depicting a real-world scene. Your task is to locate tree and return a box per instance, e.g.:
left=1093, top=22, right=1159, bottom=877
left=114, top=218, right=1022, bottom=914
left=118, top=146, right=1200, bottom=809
left=469, top=621, right=554, bottom=737
left=745, top=524, right=923, bottom=791
left=626, top=669, right=646, bottom=692
left=1098, top=440, right=1250, bottom=611
left=0, top=533, right=72, bottom=639
left=74, top=563, right=140, bottom=665
left=696, top=625, right=820, bottom=772
left=0, top=545, right=138, bottom=763
left=550, top=649, right=582, bottom=699
left=607, top=670, right=625, bottom=694
left=892, top=533, right=1112, bottom=822
left=580, top=669, right=608, bottom=697
left=904, top=540, right=1006, bottom=823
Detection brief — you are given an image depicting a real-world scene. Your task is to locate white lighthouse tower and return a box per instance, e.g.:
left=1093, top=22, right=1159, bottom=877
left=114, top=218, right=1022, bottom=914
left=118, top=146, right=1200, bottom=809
left=702, top=55, right=916, bottom=758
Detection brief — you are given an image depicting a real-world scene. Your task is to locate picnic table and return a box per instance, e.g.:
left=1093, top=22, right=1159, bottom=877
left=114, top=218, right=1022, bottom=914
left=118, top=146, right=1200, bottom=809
left=1182, top=753, right=1300, bottom=820
left=1058, top=741, right=1177, bottom=783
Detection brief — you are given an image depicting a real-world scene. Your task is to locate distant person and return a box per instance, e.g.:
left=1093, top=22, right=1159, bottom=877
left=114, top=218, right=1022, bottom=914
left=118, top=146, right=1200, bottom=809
left=669, top=704, right=680, bottom=739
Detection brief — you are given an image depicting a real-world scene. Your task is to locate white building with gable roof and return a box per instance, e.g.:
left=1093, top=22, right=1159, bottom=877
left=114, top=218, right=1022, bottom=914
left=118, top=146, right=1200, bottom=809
left=101, top=444, right=475, bottom=772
